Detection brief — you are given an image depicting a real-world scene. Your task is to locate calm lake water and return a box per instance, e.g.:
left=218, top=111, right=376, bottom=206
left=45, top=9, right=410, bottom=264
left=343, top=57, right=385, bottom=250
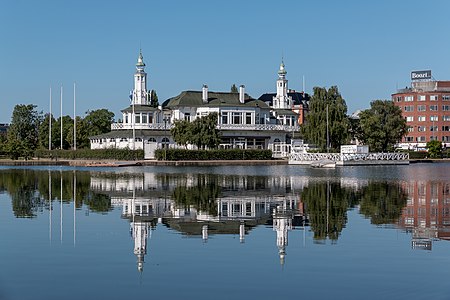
left=1, top=163, right=450, bottom=300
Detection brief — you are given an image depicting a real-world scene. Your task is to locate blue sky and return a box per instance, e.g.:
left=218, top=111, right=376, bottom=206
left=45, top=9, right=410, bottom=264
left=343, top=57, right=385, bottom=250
left=1, top=0, right=450, bottom=123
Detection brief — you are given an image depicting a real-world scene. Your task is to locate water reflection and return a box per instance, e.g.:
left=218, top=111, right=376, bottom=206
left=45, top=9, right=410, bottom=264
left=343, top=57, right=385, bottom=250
left=1, top=168, right=450, bottom=271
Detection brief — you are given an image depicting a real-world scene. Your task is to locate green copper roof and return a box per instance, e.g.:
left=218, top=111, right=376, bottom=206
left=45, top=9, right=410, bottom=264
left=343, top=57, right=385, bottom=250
left=162, top=90, right=270, bottom=109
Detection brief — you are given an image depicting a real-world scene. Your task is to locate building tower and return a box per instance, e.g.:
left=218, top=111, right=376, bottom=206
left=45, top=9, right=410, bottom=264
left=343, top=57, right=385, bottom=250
left=273, top=60, right=292, bottom=109
left=132, top=50, right=149, bottom=105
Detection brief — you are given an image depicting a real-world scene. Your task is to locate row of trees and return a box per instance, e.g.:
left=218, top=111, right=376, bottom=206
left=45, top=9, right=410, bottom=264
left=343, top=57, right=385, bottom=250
left=1, top=104, right=114, bottom=159
left=301, top=86, right=408, bottom=152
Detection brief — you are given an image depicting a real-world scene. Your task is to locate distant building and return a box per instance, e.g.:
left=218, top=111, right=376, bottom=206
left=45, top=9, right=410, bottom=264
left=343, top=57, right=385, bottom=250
left=90, top=52, right=303, bottom=158
left=0, top=123, right=9, bottom=136
left=392, top=70, right=450, bottom=149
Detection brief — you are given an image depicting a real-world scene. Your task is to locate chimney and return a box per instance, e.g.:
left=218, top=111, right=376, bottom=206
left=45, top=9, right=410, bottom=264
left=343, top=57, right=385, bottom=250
left=239, top=85, right=245, bottom=104
left=202, top=84, right=208, bottom=103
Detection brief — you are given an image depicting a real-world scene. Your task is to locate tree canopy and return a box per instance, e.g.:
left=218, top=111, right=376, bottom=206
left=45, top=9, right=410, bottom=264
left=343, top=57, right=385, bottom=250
left=7, top=104, right=43, bottom=159
left=301, top=86, right=349, bottom=151
left=171, top=112, right=221, bottom=150
left=358, top=100, right=407, bottom=152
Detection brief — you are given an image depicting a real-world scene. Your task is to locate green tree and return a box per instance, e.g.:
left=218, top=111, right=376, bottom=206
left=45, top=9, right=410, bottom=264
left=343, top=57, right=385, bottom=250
left=38, top=113, right=56, bottom=149
left=7, top=104, right=43, bottom=159
left=190, top=112, right=221, bottom=150
left=359, top=100, right=407, bottom=152
left=81, top=109, right=115, bottom=147
left=230, top=84, right=238, bottom=93
left=171, top=119, right=191, bottom=149
left=426, top=140, right=443, bottom=158
left=150, top=90, right=159, bottom=108
left=301, top=86, right=349, bottom=151
left=53, top=115, right=73, bottom=150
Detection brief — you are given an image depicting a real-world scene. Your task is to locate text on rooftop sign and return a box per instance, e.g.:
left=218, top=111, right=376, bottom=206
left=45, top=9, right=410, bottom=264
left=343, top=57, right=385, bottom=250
left=411, top=70, right=431, bottom=80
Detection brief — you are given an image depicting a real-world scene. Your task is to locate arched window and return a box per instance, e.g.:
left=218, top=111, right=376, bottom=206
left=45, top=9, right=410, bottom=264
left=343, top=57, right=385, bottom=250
left=162, top=137, right=170, bottom=149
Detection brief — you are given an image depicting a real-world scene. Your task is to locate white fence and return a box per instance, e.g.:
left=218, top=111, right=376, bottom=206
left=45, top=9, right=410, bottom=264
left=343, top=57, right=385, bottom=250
left=289, top=152, right=410, bottom=165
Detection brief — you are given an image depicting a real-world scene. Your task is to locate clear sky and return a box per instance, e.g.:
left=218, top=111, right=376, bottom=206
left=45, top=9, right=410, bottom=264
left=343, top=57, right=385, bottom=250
left=1, top=0, right=450, bottom=123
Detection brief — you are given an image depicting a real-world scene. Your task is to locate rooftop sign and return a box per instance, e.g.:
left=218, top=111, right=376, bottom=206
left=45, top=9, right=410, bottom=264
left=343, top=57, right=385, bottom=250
left=411, top=70, right=431, bottom=80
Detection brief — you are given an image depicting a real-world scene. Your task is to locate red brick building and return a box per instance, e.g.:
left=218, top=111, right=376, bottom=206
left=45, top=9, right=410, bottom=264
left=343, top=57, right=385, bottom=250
left=392, top=71, right=450, bottom=149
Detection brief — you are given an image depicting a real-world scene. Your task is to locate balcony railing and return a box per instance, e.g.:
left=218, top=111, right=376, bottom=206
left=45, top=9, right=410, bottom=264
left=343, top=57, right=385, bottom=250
left=111, top=123, right=300, bottom=132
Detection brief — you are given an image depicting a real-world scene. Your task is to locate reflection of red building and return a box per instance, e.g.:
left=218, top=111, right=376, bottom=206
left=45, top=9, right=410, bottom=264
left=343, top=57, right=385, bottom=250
left=398, top=180, right=450, bottom=248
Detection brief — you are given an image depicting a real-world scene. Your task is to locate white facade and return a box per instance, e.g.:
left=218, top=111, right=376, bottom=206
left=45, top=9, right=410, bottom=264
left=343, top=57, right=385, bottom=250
left=90, top=53, right=302, bottom=157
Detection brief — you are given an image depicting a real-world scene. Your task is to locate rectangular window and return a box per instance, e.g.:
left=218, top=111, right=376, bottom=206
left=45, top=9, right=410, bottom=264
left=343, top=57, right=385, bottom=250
left=221, top=112, right=228, bottom=124
left=142, top=114, right=147, bottom=123
left=406, top=116, right=414, bottom=122
left=148, top=114, right=153, bottom=123
left=443, top=136, right=450, bottom=142
left=184, top=113, right=190, bottom=121
left=395, top=96, right=402, bottom=102
left=443, top=95, right=450, bottom=101
left=430, top=126, right=438, bottom=132
left=430, top=105, right=438, bottom=111
left=442, top=126, right=450, bottom=132
left=418, top=95, right=426, bottom=101
left=125, top=115, right=129, bottom=123
left=135, top=115, right=140, bottom=123
left=408, top=127, right=414, bottom=132
left=232, top=112, right=242, bottom=124
left=417, top=105, right=426, bottom=112
left=405, top=136, right=414, bottom=142
left=443, top=105, right=450, bottom=111
left=443, top=116, right=450, bottom=121
left=417, top=136, right=426, bottom=142
left=418, top=116, right=426, bottom=122
left=404, top=106, right=414, bottom=112
left=431, top=115, right=438, bottom=122
left=418, top=126, right=426, bottom=132
left=430, top=95, right=438, bottom=101
left=404, top=96, right=414, bottom=102
left=246, top=112, right=252, bottom=124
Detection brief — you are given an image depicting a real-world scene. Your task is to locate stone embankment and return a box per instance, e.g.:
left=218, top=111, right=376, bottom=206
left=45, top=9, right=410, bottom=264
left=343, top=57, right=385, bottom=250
left=0, top=159, right=288, bottom=167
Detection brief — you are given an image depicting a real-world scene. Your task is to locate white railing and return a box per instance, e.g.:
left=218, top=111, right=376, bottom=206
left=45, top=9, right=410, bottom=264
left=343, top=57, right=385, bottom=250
left=289, top=152, right=410, bottom=162
left=111, top=122, right=300, bottom=132
left=111, top=123, right=173, bottom=130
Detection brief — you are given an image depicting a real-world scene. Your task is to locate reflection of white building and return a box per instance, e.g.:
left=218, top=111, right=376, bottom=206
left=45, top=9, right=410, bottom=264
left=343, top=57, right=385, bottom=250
left=90, top=52, right=305, bottom=158
left=273, top=202, right=296, bottom=266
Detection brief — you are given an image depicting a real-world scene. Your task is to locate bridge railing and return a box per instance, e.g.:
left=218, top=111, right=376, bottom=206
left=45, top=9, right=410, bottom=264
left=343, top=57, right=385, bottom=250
left=290, top=152, right=410, bottom=162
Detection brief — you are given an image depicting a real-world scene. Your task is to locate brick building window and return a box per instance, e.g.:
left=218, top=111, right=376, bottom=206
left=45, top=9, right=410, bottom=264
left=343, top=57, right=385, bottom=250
left=443, top=116, right=450, bottom=121
left=418, top=95, right=426, bottom=101
left=418, top=116, right=426, bottom=122
left=430, top=105, right=438, bottom=111
left=406, top=116, right=414, bottom=122
left=418, top=105, right=426, bottom=112
left=405, top=136, right=414, bottom=142
left=443, top=95, right=450, bottom=101
left=430, top=126, right=438, bottom=132
left=431, top=115, right=438, bottom=122
left=443, top=105, right=450, bottom=111
left=442, top=126, right=450, bottom=132
left=404, top=106, right=414, bottom=112
left=405, top=96, right=414, bottom=102
left=395, top=96, right=402, bottom=102
left=417, top=136, right=426, bottom=142
left=418, top=126, right=426, bottom=132
left=431, top=95, right=438, bottom=101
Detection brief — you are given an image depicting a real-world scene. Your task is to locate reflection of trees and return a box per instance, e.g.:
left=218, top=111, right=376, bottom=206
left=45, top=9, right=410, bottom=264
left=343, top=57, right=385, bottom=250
left=359, top=181, right=407, bottom=225
left=172, top=174, right=220, bottom=216
left=301, top=182, right=356, bottom=241
left=0, top=169, right=110, bottom=217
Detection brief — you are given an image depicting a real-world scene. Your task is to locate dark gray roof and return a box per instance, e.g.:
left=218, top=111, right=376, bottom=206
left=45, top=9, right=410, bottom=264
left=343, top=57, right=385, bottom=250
left=162, top=91, right=269, bottom=109
left=121, top=105, right=159, bottom=113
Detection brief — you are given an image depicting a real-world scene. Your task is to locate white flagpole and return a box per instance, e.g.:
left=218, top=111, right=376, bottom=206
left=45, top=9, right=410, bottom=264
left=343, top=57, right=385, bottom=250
left=60, top=85, right=63, bottom=150
left=73, top=82, right=76, bottom=150
left=49, top=86, right=52, bottom=151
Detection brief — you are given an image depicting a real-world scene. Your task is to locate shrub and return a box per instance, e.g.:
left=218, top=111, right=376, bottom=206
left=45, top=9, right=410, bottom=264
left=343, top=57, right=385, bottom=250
left=35, top=148, right=144, bottom=160
left=154, top=149, right=273, bottom=160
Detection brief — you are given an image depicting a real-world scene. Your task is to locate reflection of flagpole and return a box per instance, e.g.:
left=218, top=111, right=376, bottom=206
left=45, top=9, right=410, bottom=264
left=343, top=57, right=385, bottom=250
left=49, top=170, right=52, bottom=243
left=73, top=170, right=76, bottom=246
left=60, top=170, right=63, bottom=243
